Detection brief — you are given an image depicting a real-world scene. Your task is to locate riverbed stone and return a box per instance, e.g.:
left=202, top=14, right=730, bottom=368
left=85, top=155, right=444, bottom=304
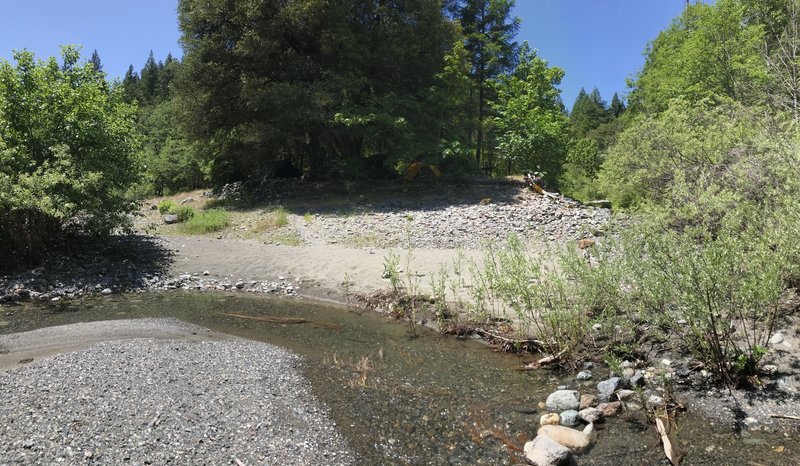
left=559, top=410, right=579, bottom=427
left=597, top=401, right=622, bottom=417
left=576, top=370, right=592, bottom=381
left=524, top=434, right=572, bottom=466
left=616, top=389, right=636, bottom=401
left=545, top=390, right=580, bottom=412
left=579, top=394, right=596, bottom=409
left=538, top=424, right=597, bottom=454
left=540, top=413, right=560, bottom=426
left=597, top=377, right=621, bottom=401
left=578, top=407, right=602, bottom=423
left=629, top=370, right=645, bottom=387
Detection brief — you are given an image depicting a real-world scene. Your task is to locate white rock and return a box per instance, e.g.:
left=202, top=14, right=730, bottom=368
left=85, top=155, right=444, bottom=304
left=524, top=435, right=572, bottom=466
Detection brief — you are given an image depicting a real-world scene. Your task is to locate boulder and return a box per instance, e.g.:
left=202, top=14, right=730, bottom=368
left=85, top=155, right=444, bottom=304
left=524, top=434, right=572, bottom=466
left=163, top=214, right=179, bottom=224
left=545, top=390, right=580, bottom=412
left=538, top=423, right=597, bottom=454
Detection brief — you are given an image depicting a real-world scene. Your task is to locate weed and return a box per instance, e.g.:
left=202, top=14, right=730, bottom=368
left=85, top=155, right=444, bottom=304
left=304, top=212, right=313, bottom=223
left=178, top=209, right=231, bottom=234
left=255, top=206, right=290, bottom=232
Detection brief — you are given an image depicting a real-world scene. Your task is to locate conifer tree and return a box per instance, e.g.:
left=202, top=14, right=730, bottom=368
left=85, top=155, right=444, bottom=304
left=452, top=0, right=520, bottom=171
left=89, top=49, right=103, bottom=73
left=609, top=92, right=626, bottom=117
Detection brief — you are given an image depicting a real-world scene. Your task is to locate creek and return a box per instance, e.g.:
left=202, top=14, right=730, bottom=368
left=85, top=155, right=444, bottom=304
left=1, top=292, right=795, bottom=465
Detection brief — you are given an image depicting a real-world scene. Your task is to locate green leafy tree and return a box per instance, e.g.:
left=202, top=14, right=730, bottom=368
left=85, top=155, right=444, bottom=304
left=490, top=43, right=569, bottom=182
left=0, top=47, right=140, bottom=267
left=630, top=0, right=767, bottom=113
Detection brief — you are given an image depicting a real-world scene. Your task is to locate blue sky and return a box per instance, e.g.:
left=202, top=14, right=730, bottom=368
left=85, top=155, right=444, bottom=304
left=0, top=1, right=687, bottom=109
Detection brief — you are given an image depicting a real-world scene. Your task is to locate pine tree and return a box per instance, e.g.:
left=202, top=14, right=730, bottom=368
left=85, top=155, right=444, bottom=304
left=89, top=49, right=103, bottom=73
left=140, top=51, right=160, bottom=103
left=609, top=92, right=626, bottom=117
left=121, top=65, right=140, bottom=103
left=453, top=0, right=520, bottom=171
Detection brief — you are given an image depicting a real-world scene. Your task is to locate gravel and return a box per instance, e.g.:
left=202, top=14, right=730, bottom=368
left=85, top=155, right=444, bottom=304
left=0, top=336, right=354, bottom=465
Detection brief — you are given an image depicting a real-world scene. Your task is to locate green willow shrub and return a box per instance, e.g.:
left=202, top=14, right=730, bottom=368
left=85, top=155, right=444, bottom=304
left=0, top=47, right=139, bottom=267
left=482, top=236, right=587, bottom=363
left=175, top=205, right=195, bottom=223
left=157, top=200, right=176, bottom=214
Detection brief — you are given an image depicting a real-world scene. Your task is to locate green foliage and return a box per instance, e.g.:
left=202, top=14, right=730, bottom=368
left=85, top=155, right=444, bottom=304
left=179, top=209, right=230, bottom=234
left=630, top=0, right=767, bottom=113
left=175, top=205, right=195, bottom=223
left=0, top=47, right=139, bottom=266
left=176, top=0, right=461, bottom=184
left=157, top=200, right=176, bottom=214
left=481, top=236, right=587, bottom=363
left=451, top=0, right=520, bottom=169
left=490, top=44, right=569, bottom=181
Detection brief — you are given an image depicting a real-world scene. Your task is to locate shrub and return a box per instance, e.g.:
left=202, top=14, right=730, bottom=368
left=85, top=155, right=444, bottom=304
left=179, top=209, right=230, bottom=234
left=158, top=200, right=176, bottom=214
left=175, top=205, right=195, bottom=222
left=481, top=236, right=587, bottom=364
left=0, top=47, right=139, bottom=268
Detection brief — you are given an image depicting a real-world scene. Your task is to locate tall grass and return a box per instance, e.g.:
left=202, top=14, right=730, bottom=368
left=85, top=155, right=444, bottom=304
left=178, top=209, right=230, bottom=234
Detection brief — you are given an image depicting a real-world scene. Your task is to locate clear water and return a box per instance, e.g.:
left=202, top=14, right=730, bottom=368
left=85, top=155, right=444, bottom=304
left=1, top=292, right=796, bottom=465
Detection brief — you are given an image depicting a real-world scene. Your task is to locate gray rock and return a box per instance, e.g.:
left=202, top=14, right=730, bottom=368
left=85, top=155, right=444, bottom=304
left=582, top=361, right=594, bottom=371
left=576, top=370, right=592, bottom=381
left=180, top=197, right=195, bottom=205
left=629, top=370, right=645, bottom=387
left=770, top=332, right=784, bottom=345
left=524, top=435, right=572, bottom=466
left=622, top=367, right=635, bottom=380
left=597, top=377, right=621, bottom=402
left=578, top=407, right=602, bottom=423
left=101, top=288, right=112, bottom=295
left=545, top=390, right=580, bottom=412
left=646, top=395, right=664, bottom=409
left=163, top=214, right=179, bottom=224
left=559, top=409, right=579, bottom=427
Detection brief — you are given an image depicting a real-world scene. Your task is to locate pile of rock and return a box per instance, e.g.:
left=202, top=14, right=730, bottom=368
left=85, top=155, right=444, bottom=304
left=524, top=362, right=666, bottom=465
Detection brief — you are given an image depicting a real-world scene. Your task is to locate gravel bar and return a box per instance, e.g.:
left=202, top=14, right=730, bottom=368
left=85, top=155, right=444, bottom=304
left=0, top=325, right=354, bottom=465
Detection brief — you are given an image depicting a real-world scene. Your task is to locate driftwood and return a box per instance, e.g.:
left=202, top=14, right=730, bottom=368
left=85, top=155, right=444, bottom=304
left=655, top=417, right=684, bottom=466
left=769, top=413, right=800, bottom=421
left=472, top=328, right=544, bottom=354
left=521, top=349, right=568, bottom=370
left=222, top=313, right=341, bottom=330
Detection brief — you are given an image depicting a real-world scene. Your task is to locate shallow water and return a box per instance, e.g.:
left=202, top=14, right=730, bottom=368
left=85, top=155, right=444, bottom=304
left=1, top=292, right=797, bottom=465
